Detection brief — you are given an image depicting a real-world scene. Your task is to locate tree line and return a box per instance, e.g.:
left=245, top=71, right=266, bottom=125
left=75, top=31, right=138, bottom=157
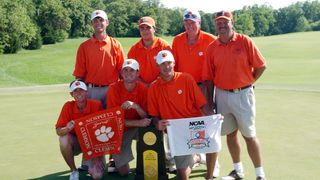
left=0, top=0, right=319, bottom=54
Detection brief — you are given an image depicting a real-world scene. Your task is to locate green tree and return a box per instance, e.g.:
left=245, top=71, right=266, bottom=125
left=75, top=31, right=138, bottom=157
left=35, top=0, right=71, bottom=44
left=201, top=13, right=216, bottom=35
left=294, top=16, right=311, bottom=32
left=234, top=10, right=255, bottom=36
left=249, top=4, right=275, bottom=36
left=62, top=0, right=92, bottom=38
left=166, top=8, right=184, bottom=36
left=0, top=0, right=37, bottom=54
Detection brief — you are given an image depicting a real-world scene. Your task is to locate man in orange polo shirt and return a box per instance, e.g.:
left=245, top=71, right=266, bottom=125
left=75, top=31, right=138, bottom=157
left=172, top=9, right=219, bottom=177
left=73, top=9, right=124, bottom=172
left=73, top=10, right=124, bottom=108
left=203, top=11, right=267, bottom=180
left=172, top=9, right=216, bottom=90
left=106, top=59, right=151, bottom=176
left=128, top=16, right=171, bottom=85
left=55, top=80, right=105, bottom=180
left=148, top=50, right=218, bottom=180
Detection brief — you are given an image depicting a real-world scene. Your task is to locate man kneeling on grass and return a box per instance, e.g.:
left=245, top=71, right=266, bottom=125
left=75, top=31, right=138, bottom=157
left=55, top=80, right=105, bottom=180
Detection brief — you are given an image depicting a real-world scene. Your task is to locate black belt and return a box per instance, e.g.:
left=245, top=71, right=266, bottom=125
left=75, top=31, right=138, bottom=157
left=223, top=85, right=252, bottom=93
left=87, top=83, right=108, bottom=88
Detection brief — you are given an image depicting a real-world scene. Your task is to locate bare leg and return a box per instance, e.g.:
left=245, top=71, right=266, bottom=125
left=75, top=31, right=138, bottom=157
left=243, top=136, right=262, bottom=167
left=177, top=167, right=191, bottom=180
left=205, top=153, right=217, bottom=179
left=226, top=130, right=241, bottom=163
left=59, top=134, right=77, bottom=171
left=116, top=163, right=130, bottom=176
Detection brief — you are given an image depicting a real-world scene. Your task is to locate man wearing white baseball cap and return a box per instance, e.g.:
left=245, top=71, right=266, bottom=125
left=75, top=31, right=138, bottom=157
left=148, top=50, right=219, bottom=180
left=55, top=80, right=106, bottom=180
left=73, top=9, right=124, bottom=109
left=106, top=59, right=151, bottom=176
left=73, top=9, right=125, bottom=171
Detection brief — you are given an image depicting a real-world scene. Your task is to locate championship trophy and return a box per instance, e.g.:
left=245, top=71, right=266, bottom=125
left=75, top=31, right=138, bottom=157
left=135, top=126, right=168, bottom=180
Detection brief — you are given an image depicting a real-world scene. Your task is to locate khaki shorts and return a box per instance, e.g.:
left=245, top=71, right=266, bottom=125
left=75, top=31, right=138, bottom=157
left=113, top=128, right=138, bottom=168
left=216, top=87, right=256, bottom=137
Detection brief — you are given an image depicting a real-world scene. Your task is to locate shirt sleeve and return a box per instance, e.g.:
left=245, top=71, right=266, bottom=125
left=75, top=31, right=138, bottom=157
left=55, top=102, right=71, bottom=129
left=73, top=44, right=87, bottom=79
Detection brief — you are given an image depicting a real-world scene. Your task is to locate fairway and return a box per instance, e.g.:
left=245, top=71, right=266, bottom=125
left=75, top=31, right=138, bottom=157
left=0, top=32, right=320, bottom=179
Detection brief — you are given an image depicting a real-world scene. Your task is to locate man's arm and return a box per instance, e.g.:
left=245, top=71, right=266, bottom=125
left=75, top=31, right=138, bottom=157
left=56, top=121, right=74, bottom=136
left=124, top=118, right=151, bottom=127
left=203, top=80, right=216, bottom=112
left=121, top=101, right=147, bottom=119
left=253, top=66, right=266, bottom=81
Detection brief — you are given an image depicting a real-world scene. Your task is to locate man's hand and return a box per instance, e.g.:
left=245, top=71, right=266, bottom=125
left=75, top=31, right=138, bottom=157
left=121, top=101, right=136, bottom=110
left=156, top=120, right=170, bottom=131
left=66, top=120, right=75, bottom=131
left=138, top=118, right=152, bottom=127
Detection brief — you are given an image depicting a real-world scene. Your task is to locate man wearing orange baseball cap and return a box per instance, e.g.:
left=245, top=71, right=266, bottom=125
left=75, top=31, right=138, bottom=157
left=128, top=16, right=171, bottom=85
left=203, top=10, right=267, bottom=180
left=148, top=50, right=220, bottom=180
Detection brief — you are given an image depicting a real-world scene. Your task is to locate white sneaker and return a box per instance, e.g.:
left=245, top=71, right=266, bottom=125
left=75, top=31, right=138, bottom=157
left=213, top=161, right=220, bottom=178
left=69, top=170, right=79, bottom=180
left=199, top=153, right=206, bottom=164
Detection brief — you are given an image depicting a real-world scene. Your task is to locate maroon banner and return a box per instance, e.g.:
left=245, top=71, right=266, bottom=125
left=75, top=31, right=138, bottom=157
left=74, top=106, right=124, bottom=160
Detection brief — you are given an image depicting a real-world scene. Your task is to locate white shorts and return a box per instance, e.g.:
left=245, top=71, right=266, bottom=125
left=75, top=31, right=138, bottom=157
left=216, top=86, right=256, bottom=137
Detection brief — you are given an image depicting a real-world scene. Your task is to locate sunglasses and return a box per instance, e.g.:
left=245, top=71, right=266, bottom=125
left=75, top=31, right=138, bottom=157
left=184, top=13, right=198, bottom=19
left=215, top=11, right=232, bottom=19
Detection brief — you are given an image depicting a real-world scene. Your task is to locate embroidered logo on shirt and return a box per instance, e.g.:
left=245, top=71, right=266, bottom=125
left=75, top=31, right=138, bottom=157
left=198, top=52, right=204, bottom=56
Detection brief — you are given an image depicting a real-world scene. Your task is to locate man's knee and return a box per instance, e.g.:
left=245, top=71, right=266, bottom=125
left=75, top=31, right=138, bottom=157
left=243, top=136, right=258, bottom=144
left=117, top=164, right=130, bottom=176
left=59, top=134, right=72, bottom=149
left=90, top=171, right=104, bottom=180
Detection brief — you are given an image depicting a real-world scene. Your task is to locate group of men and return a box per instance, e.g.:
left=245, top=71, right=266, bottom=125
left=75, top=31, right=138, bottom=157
left=55, top=8, right=267, bottom=180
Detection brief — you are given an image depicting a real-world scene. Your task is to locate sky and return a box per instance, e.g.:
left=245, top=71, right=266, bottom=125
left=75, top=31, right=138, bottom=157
left=160, top=0, right=306, bottom=13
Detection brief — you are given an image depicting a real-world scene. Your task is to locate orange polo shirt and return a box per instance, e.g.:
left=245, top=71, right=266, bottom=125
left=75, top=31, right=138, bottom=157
left=73, top=36, right=125, bottom=85
left=106, top=80, right=148, bottom=131
left=203, top=32, right=266, bottom=89
left=55, top=99, right=103, bottom=134
left=172, top=31, right=216, bottom=83
left=127, top=37, right=171, bottom=84
left=148, top=72, right=206, bottom=120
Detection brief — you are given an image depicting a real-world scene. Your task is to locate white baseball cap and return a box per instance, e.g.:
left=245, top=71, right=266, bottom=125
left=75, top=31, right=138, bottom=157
left=122, top=59, right=139, bottom=70
left=183, top=9, right=201, bottom=22
left=156, top=50, right=175, bottom=65
left=69, top=80, right=87, bottom=92
left=91, top=10, right=108, bottom=20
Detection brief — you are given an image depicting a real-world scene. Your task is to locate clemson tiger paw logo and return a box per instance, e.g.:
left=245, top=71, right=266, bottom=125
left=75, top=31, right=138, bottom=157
left=95, top=126, right=114, bottom=142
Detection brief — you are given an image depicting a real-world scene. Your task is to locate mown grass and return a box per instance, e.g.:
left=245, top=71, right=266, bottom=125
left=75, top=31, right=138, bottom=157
left=1, top=32, right=319, bottom=88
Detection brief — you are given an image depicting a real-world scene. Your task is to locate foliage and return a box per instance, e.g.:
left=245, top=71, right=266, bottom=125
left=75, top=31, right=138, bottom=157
left=34, top=0, right=71, bottom=44
left=0, top=0, right=37, bottom=54
left=0, top=0, right=319, bottom=53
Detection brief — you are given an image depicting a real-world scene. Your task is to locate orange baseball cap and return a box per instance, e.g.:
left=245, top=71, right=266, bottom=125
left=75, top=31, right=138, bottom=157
left=215, top=10, right=233, bottom=21
left=139, top=16, right=156, bottom=27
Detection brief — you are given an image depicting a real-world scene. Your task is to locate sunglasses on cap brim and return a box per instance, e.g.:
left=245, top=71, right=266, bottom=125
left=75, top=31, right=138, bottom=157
left=184, top=13, right=198, bottom=19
